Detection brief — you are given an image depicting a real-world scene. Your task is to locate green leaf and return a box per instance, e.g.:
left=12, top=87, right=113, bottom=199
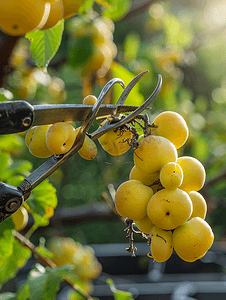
left=102, top=0, right=132, bottom=21
left=107, top=278, right=134, bottom=300
left=6, top=175, right=25, bottom=187
left=0, top=152, right=10, bottom=180
left=8, top=160, right=33, bottom=175
left=0, top=237, right=31, bottom=286
left=26, top=179, right=57, bottom=227
left=3, top=159, right=32, bottom=183
left=26, top=265, right=72, bottom=300
left=0, top=135, right=23, bottom=152
left=0, top=218, right=14, bottom=262
left=26, top=20, right=64, bottom=71
left=0, top=293, right=17, bottom=300
left=111, top=62, right=144, bottom=106
left=17, top=283, right=30, bottom=300
left=79, top=0, right=94, bottom=14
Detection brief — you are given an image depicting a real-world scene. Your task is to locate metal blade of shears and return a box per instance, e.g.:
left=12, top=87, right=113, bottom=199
left=32, top=104, right=140, bottom=126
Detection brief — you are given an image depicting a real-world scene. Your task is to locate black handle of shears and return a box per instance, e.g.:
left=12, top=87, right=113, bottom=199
left=0, top=100, right=34, bottom=135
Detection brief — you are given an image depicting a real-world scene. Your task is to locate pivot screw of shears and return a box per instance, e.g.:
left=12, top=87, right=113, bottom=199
left=5, top=198, right=21, bottom=213
left=22, top=117, right=32, bottom=127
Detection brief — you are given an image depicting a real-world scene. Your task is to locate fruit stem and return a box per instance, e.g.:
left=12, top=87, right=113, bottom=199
left=124, top=218, right=150, bottom=257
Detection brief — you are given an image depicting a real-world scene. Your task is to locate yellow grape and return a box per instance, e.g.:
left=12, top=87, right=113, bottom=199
left=25, top=125, right=54, bottom=158
left=78, top=135, right=97, bottom=160
left=81, top=47, right=105, bottom=76
left=73, top=246, right=102, bottom=280
left=134, top=215, right=155, bottom=234
left=11, top=206, right=28, bottom=231
left=0, top=0, right=46, bottom=36
left=98, top=126, right=132, bottom=156
left=41, top=0, right=63, bottom=30
left=83, top=95, right=97, bottom=105
left=188, top=191, right=207, bottom=220
left=150, top=226, right=173, bottom=262
left=129, top=165, right=160, bottom=187
left=177, top=156, right=206, bottom=193
left=160, top=162, right=183, bottom=190
left=48, top=237, right=82, bottom=266
left=115, top=180, right=153, bottom=221
left=93, top=18, right=114, bottom=44
left=134, top=135, right=178, bottom=174
left=25, top=126, right=36, bottom=148
left=151, top=111, right=189, bottom=149
left=62, top=0, right=83, bottom=19
left=147, top=188, right=193, bottom=230
left=173, top=217, right=214, bottom=262
left=46, top=122, right=76, bottom=154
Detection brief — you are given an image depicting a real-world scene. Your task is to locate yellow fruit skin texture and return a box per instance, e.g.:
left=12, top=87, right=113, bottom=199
left=46, top=122, right=76, bottom=154
left=177, top=156, right=206, bottom=193
left=115, top=180, right=153, bottom=221
left=150, top=226, right=173, bottom=262
left=129, top=166, right=160, bottom=187
left=173, top=217, right=214, bottom=262
left=134, top=135, right=178, bottom=174
left=160, top=162, right=183, bottom=190
left=151, top=111, right=189, bottom=149
left=188, top=191, right=207, bottom=220
left=83, top=95, right=97, bottom=105
left=26, top=125, right=54, bottom=158
left=147, top=188, right=193, bottom=230
left=41, top=0, right=64, bottom=30
left=78, top=135, right=97, bottom=160
left=98, top=128, right=132, bottom=156
left=62, top=0, right=83, bottom=19
left=135, top=215, right=155, bottom=234
left=11, top=206, right=28, bottom=231
left=0, top=0, right=46, bottom=36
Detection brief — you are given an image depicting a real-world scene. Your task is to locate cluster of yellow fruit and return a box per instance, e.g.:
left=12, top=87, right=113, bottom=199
left=48, top=237, right=102, bottom=293
left=25, top=95, right=98, bottom=159
left=114, top=111, right=214, bottom=263
left=0, top=0, right=83, bottom=36
left=69, top=15, right=117, bottom=77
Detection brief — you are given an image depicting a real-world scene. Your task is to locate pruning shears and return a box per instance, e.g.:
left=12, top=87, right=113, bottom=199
left=0, top=71, right=162, bottom=224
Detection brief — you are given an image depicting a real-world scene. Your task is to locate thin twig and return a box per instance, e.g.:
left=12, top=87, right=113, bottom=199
left=107, top=183, right=116, bottom=203
left=13, top=231, right=94, bottom=300
left=101, top=192, right=118, bottom=215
